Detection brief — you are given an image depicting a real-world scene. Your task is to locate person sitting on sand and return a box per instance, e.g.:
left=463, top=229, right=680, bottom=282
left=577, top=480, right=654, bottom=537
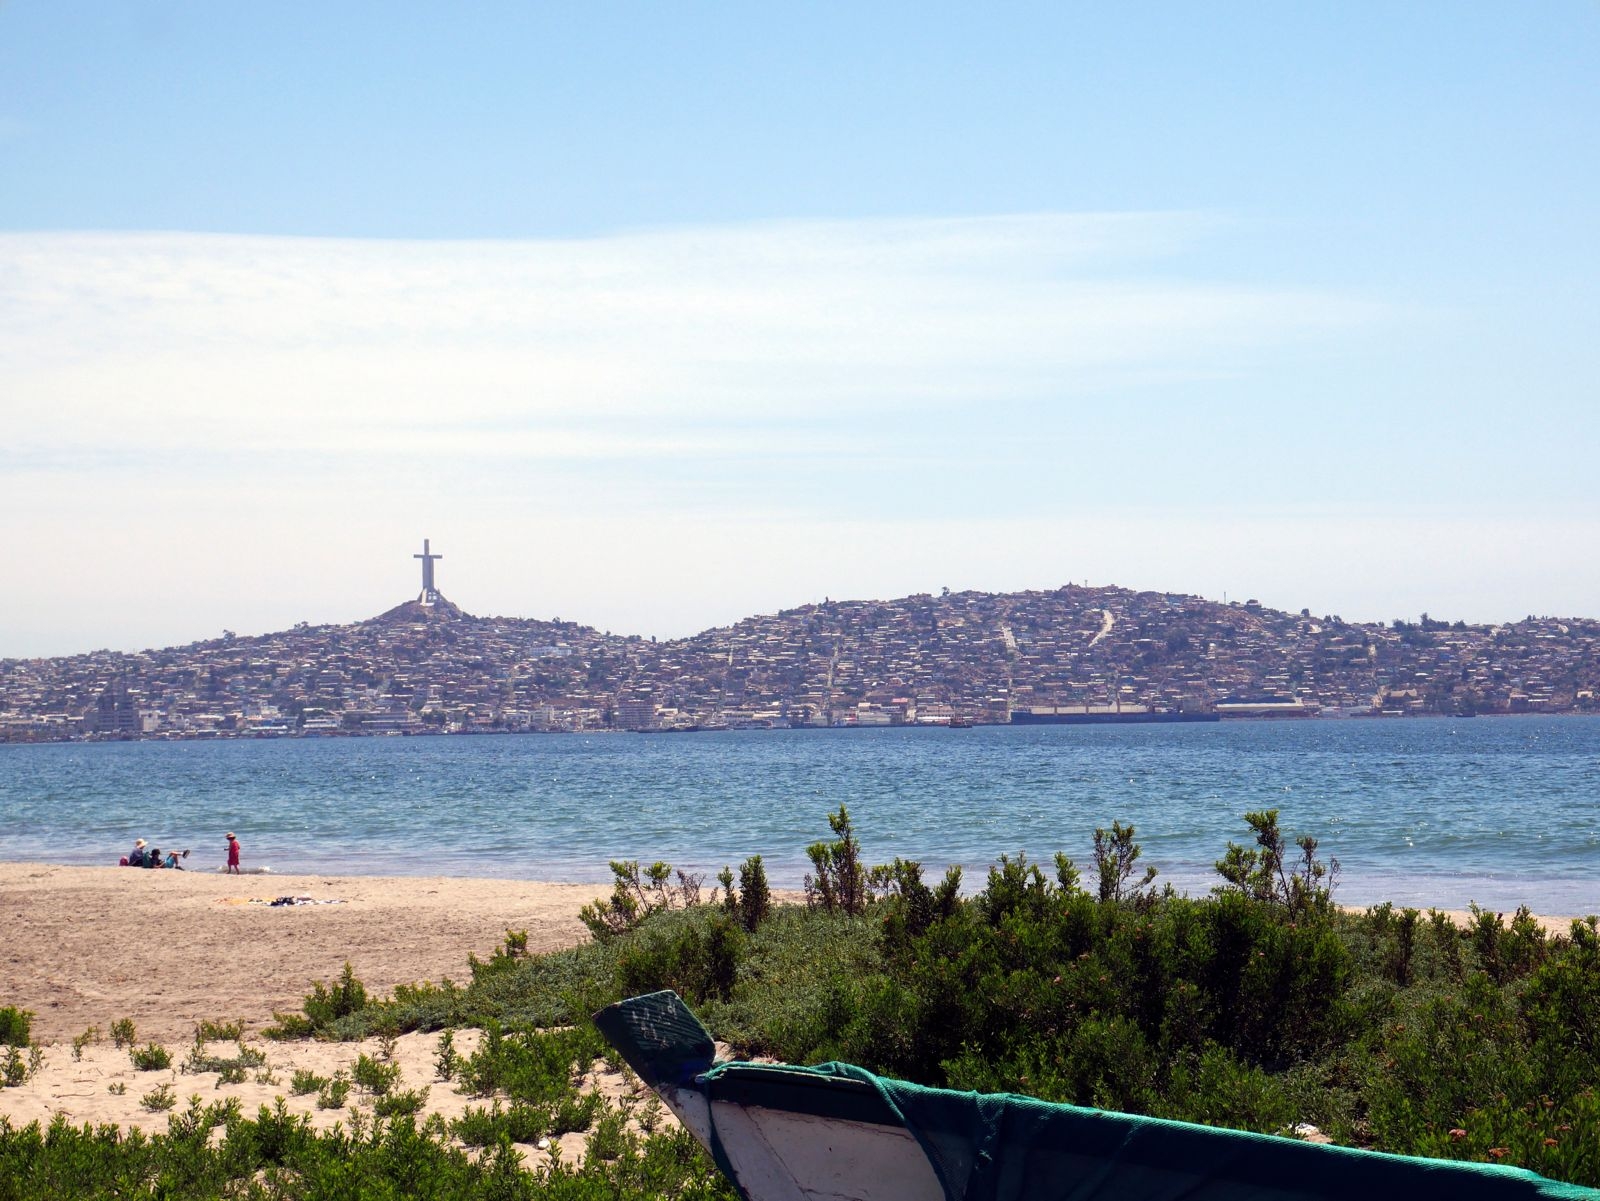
left=164, top=849, right=189, bottom=869
left=146, top=846, right=164, bottom=868
left=127, top=839, right=149, bottom=867
left=225, top=832, right=241, bottom=874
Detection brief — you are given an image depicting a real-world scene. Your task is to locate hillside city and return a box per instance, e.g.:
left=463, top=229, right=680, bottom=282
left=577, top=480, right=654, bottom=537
left=3, top=580, right=1598, bottom=742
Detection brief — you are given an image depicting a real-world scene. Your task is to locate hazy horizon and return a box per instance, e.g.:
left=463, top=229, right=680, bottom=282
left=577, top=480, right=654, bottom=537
left=11, top=565, right=1595, bottom=662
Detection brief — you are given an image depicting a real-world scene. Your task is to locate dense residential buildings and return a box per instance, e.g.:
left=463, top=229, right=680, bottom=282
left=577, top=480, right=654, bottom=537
left=2, top=586, right=1597, bottom=742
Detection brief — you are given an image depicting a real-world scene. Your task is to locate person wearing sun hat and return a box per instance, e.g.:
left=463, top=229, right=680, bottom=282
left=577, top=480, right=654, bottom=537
left=128, top=838, right=149, bottom=868
left=225, top=832, right=241, bottom=875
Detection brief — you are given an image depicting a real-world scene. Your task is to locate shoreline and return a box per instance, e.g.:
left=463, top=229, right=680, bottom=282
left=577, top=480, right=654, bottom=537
left=4, top=708, right=1599, bottom=749
left=4, top=863, right=1589, bottom=1049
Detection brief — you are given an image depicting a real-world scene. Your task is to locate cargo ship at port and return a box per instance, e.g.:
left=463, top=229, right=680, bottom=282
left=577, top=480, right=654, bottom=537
left=1009, top=705, right=1220, bottom=725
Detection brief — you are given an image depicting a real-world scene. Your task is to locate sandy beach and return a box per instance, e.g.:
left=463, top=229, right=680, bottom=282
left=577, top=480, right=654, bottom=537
left=0, top=864, right=620, bottom=1145
left=2, top=864, right=611, bottom=1044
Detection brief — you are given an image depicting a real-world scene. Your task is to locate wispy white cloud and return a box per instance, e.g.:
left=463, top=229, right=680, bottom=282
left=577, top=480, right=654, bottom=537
left=1, top=215, right=1379, bottom=464
left=3, top=213, right=1433, bottom=655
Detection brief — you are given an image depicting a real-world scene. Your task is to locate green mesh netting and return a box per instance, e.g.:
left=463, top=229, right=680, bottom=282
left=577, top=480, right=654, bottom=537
left=701, top=1060, right=1595, bottom=1201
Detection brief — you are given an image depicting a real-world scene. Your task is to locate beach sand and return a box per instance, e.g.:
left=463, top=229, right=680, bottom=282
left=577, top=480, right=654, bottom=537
left=1, top=864, right=619, bottom=1146
left=2, top=864, right=610, bottom=1044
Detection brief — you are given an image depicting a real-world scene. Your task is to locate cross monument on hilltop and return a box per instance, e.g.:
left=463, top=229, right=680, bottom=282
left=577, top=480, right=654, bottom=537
left=414, top=538, right=443, bottom=605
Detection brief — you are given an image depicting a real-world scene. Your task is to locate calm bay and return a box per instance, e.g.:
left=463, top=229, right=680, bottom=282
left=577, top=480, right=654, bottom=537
left=3, top=716, right=1597, bottom=914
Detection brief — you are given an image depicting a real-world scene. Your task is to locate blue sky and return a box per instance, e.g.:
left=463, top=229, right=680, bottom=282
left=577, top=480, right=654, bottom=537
left=2, top=3, right=1597, bottom=655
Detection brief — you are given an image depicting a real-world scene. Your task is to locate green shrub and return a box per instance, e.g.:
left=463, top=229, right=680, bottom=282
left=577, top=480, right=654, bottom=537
left=1214, top=810, right=1338, bottom=919
left=140, top=1082, right=176, bottom=1112
left=451, top=1100, right=548, bottom=1147
left=2, top=1045, right=42, bottom=1088
left=264, top=962, right=370, bottom=1040
left=0, top=1007, right=33, bottom=1048
left=373, top=1086, right=429, bottom=1117
left=183, top=1038, right=267, bottom=1075
left=109, top=1017, right=136, bottom=1048
left=315, top=1074, right=351, bottom=1110
left=196, top=1018, right=245, bottom=1042
left=130, top=1043, right=172, bottom=1071
left=434, top=1028, right=459, bottom=1081
left=738, top=855, right=772, bottom=932
left=454, top=1021, right=602, bottom=1105
left=580, top=859, right=709, bottom=942
left=805, top=805, right=867, bottom=915
left=585, top=1103, right=635, bottom=1162
left=351, top=1052, right=402, bottom=1096
left=70, top=1026, right=98, bottom=1062
left=615, top=908, right=746, bottom=1004
left=290, top=1068, right=328, bottom=1096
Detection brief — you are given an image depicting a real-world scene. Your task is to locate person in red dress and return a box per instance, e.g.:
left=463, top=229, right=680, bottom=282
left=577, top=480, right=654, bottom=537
left=225, top=832, right=241, bottom=874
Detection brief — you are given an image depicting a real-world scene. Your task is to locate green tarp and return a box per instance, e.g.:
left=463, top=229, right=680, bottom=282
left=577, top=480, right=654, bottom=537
left=598, top=991, right=1597, bottom=1201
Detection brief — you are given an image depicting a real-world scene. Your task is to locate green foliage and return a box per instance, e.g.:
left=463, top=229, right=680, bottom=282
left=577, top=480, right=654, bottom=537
left=454, top=1021, right=604, bottom=1106
left=805, top=805, right=867, bottom=915
left=129, top=1043, right=172, bottom=1071
left=1093, top=820, right=1157, bottom=904
left=1214, top=809, right=1339, bottom=919
left=263, top=961, right=369, bottom=1040
left=351, top=1052, right=402, bottom=1096
left=70, top=1026, right=98, bottom=1062
left=451, top=1099, right=548, bottom=1147
left=579, top=860, right=709, bottom=943
left=737, top=855, right=773, bottom=932
left=109, top=1017, right=136, bottom=1049
left=467, top=929, right=531, bottom=980
left=0, top=1008, right=33, bottom=1048
left=181, top=1038, right=266, bottom=1076
left=139, top=1082, right=176, bottom=1112
left=315, top=1074, right=351, bottom=1109
left=434, top=1028, right=459, bottom=1081
left=372, top=1086, right=428, bottom=1118
left=585, top=1103, right=634, bottom=1163
left=194, top=1018, right=244, bottom=1042
left=2, top=1045, right=41, bottom=1088
left=0, top=1102, right=736, bottom=1201
left=615, top=908, right=745, bottom=1004
left=289, top=1068, right=327, bottom=1096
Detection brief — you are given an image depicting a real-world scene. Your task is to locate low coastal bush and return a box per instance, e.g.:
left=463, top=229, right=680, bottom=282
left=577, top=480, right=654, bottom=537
left=0, top=1106, right=737, bottom=1201
left=0, top=1008, right=32, bottom=1048
left=129, top=1043, right=172, bottom=1072
left=2, top=1046, right=43, bottom=1089
left=194, top=1018, right=244, bottom=1042
left=372, top=1086, right=429, bottom=1118
left=452, top=1099, right=548, bottom=1147
left=351, top=1052, right=401, bottom=1096
left=289, top=1067, right=327, bottom=1096
left=180, top=1037, right=266, bottom=1077
left=315, top=1074, right=351, bottom=1110
left=138, top=1083, right=175, bottom=1113
left=69, top=1026, right=98, bottom=1062
left=263, top=961, right=369, bottom=1040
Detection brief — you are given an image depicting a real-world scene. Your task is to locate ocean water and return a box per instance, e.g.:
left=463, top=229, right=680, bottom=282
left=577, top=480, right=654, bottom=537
left=3, top=717, right=1597, bottom=914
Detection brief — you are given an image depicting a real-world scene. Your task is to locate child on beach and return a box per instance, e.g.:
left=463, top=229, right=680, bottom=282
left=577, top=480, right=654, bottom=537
left=225, top=832, right=241, bottom=874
